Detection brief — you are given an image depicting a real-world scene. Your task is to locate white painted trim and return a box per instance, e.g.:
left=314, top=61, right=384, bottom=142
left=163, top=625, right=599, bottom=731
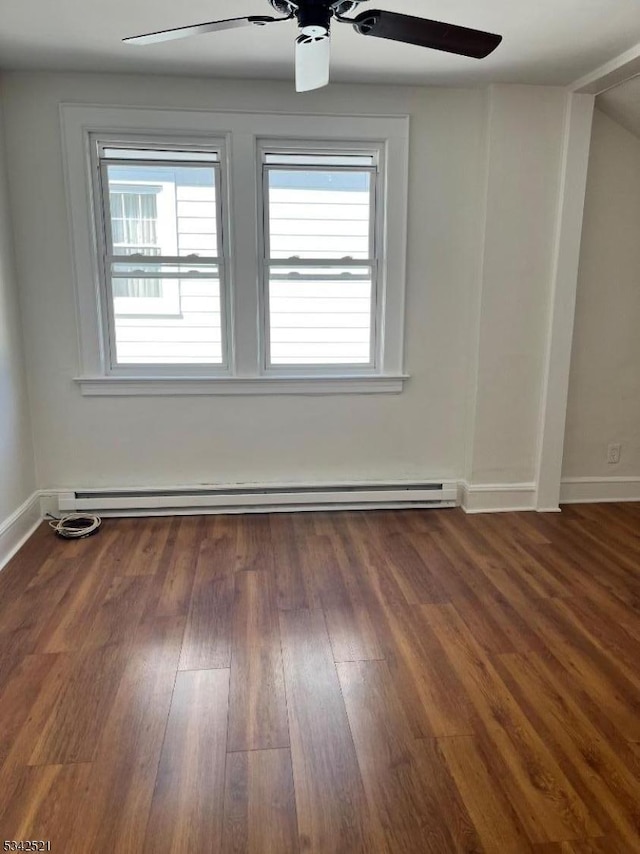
left=463, top=87, right=492, bottom=486
left=460, top=481, right=537, bottom=514
left=74, top=373, right=408, bottom=395
left=0, top=492, right=43, bottom=571
left=535, top=92, right=595, bottom=512
left=560, top=477, right=640, bottom=504
left=570, top=41, right=640, bottom=95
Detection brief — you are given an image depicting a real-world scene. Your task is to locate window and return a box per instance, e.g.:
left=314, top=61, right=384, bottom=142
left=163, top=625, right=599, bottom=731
left=97, top=144, right=227, bottom=367
left=261, top=150, right=379, bottom=369
left=62, top=106, right=408, bottom=394
left=110, top=189, right=161, bottom=299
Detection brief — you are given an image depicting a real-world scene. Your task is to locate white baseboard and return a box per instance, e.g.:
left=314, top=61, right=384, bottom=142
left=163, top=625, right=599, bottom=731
left=460, top=481, right=537, bottom=514
left=560, top=476, right=640, bottom=504
left=0, top=491, right=43, bottom=572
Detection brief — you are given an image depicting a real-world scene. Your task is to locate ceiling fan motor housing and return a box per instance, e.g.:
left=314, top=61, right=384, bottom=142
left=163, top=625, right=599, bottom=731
left=296, top=0, right=332, bottom=37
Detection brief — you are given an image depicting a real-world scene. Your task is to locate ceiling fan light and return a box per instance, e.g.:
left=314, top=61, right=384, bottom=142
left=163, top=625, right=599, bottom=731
left=295, top=31, right=331, bottom=92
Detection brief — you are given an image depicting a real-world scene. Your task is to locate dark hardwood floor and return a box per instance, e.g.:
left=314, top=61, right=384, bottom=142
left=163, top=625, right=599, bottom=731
left=0, top=503, right=639, bottom=852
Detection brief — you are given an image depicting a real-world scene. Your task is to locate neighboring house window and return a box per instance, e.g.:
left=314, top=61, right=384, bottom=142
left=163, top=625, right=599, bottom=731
left=62, top=107, right=408, bottom=394
left=110, top=188, right=161, bottom=299
left=261, top=150, right=379, bottom=369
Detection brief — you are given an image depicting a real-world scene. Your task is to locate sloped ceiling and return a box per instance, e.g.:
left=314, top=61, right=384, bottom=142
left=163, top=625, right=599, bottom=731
left=598, top=77, right=640, bottom=140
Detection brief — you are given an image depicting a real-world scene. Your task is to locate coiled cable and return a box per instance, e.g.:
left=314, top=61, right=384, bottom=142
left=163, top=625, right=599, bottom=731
left=47, top=512, right=102, bottom=539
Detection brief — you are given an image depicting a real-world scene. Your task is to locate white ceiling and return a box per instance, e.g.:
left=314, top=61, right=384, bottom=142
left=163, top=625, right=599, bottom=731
left=598, top=76, right=640, bottom=139
left=1, top=0, right=640, bottom=88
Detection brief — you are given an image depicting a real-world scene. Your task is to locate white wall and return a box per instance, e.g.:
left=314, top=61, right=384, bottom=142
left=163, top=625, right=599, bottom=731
left=1, top=72, right=572, bottom=497
left=0, top=97, right=36, bottom=527
left=2, top=73, right=489, bottom=490
left=563, top=108, right=640, bottom=480
left=467, top=85, right=567, bottom=485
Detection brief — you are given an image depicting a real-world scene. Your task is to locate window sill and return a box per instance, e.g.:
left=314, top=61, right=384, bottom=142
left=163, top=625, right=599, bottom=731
left=74, top=374, right=409, bottom=396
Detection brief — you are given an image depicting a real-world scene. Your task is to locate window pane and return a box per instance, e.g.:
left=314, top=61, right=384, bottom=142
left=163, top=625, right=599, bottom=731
left=111, top=266, right=223, bottom=365
left=268, top=266, right=372, bottom=365
left=106, top=164, right=218, bottom=258
left=113, top=278, right=162, bottom=299
left=267, top=168, right=371, bottom=260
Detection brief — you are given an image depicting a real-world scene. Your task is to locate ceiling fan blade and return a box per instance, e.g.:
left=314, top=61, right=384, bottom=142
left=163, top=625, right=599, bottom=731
left=124, top=15, right=282, bottom=46
left=295, top=35, right=331, bottom=92
left=351, top=10, right=502, bottom=59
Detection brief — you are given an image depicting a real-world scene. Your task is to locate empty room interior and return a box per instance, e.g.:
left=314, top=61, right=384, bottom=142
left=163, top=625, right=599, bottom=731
left=1, top=1, right=640, bottom=851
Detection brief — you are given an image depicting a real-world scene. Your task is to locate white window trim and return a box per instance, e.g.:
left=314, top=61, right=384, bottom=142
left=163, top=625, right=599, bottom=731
left=60, top=104, right=410, bottom=395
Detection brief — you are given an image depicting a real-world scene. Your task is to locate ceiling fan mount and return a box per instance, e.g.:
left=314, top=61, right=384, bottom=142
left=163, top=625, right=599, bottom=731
left=267, top=0, right=362, bottom=22
left=124, top=0, right=502, bottom=93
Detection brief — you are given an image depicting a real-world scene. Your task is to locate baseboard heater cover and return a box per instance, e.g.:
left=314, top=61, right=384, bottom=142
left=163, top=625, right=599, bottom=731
left=58, top=482, right=458, bottom=515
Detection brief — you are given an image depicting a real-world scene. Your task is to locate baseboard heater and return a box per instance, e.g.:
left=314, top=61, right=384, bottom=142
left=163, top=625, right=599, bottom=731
left=57, top=482, right=458, bottom=516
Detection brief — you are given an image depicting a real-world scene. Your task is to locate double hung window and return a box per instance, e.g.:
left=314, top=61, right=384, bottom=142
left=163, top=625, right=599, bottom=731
left=62, top=106, right=408, bottom=394
left=98, top=144, right=227, bottom=367
left=261, top=149, right=380, bottom=369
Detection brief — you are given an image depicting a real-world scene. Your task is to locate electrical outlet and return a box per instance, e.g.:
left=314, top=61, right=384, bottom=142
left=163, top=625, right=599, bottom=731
left=607, top=443, right=621, bottom=465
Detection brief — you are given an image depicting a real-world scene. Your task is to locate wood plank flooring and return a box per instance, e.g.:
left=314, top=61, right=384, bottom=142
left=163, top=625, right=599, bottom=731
left=0, top=504, right=639, bottom=852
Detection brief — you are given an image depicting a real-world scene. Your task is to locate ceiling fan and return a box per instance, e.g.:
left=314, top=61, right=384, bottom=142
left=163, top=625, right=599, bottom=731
left=124, top=0, right=502, bottom=93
